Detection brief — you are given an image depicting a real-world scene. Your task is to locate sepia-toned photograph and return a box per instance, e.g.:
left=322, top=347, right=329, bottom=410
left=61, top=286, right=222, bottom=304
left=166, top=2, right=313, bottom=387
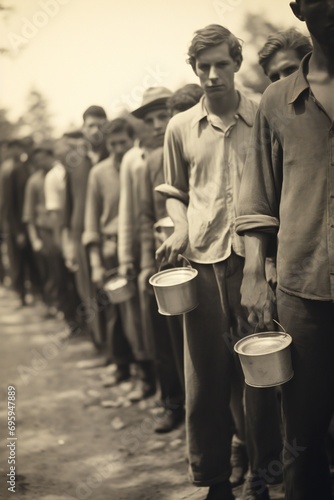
left=1, top=0, right=334, bottom=499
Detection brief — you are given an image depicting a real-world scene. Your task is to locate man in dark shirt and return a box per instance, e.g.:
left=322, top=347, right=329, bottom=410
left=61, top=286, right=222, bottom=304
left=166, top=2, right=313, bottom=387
left=63, top=106, right=108, bottom=347
left=237, top=1, right=334, bottom=498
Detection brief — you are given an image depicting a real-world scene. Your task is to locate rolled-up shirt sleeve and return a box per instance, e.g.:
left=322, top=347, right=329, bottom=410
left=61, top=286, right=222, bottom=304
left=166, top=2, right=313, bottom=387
left=156, top=120, right=189, bottom=205
left=236, top=100, right=282, bottom=236
left=82, top=170, right=102, bottom=247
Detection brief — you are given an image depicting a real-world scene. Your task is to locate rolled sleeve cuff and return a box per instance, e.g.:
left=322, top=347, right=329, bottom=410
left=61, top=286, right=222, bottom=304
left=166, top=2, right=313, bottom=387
left=82, top=230, right=100, bottom=247
left=235, top=215, right=279, bottom=235
left=155, top=183, right=189, bottom=205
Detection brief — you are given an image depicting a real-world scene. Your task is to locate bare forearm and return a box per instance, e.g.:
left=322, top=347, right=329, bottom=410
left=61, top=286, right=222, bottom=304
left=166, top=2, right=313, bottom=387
left=166, top=198, right=188, bottom=233
left=243, top=232, right=269, bottom=277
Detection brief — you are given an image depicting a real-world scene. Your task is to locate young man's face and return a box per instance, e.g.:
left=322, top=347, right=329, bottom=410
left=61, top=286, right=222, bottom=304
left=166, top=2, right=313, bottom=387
left=195, top=42, right=241, bottom=98
left=143, top=108, right=170, bottom=148
left=266, top=48, right=302, bottom=82
left=291, top=0, right=334, bottom=48
left=106, top=132, right=134, bottom=162
left=82, top=115, right=107, bottom=147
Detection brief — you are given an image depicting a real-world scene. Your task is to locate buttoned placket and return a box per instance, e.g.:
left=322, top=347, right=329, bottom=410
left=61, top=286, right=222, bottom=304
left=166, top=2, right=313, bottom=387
left=309, top=93, right=334, bottom=301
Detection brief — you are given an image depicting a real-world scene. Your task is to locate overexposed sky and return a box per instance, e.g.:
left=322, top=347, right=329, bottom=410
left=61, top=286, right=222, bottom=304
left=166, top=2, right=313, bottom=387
left=1, top=0, right=306, bottom=134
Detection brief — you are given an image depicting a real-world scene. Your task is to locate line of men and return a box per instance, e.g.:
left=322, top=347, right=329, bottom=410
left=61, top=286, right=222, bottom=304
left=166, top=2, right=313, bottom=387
left=1, top=2, right=333, bottom=497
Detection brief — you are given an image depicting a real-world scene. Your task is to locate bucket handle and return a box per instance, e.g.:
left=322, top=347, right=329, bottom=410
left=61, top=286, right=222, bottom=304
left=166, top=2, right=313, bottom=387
left=254, top=319, right=287, bottom=333
left=158, top=254, right=193, bottom=273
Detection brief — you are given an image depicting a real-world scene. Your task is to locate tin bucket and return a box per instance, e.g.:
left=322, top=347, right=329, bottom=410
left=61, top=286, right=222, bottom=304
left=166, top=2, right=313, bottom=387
left=149, top=255, right=198, bottom=316
left=103, top=269, right=136, bottom=304
left=154, top=216, right=174, bottom=239
left=234, top=321, right=293, bottom=388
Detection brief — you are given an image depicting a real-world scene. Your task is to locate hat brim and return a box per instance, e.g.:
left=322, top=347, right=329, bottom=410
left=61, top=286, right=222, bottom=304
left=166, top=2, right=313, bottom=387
left=132, top=98, right=169, bottom=119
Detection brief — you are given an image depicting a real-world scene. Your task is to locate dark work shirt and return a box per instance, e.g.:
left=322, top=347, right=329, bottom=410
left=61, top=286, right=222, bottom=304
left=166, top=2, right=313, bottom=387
left=236, top=53, right=334, bottom=301
left=64, top=148, right=108, bottom=241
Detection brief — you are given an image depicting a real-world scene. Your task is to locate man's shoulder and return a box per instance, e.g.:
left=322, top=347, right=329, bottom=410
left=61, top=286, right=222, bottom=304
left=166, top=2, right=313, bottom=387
left=260, top=74, right=296, bottom=109
left=121, top=147, right=147, bottom=175
left=90, top=156, right=113, bottom=177
left=168, top=101, right=202, bottom=131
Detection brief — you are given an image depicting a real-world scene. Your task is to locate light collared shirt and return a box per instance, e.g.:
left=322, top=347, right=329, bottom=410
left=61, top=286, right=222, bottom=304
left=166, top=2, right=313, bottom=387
left=82, top=155, right=119, bottom=247
left=118, top=146, right=152, bottom=266
left=44, top=162, right=66, bottom=212
left=159, top=93, right=257, bottom=264
left=236, top=53, right=334, bottom=301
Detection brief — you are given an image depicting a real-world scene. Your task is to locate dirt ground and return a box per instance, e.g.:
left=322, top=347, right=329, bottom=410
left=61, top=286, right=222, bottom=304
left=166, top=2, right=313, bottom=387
left=0, top=285, right=285, bottom=500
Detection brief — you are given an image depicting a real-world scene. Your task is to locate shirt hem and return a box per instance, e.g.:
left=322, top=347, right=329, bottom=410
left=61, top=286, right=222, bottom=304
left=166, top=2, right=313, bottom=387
left=277, top=285, right=333, bottom=302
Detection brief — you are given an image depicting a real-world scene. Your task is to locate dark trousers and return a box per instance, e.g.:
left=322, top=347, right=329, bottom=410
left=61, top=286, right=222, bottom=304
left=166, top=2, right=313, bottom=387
left=277, top=289, right=334, bottom=500
left=184, top=254, right=282, bottom=486
left=102, top=256, right=152, bottom=364
left=73, top=239, right=105, bottom=347
left=6, top=232, right=40, bottom=301
left=150, top=298, right=184, bottom=408
left=36, top=228, right=81, bottom=322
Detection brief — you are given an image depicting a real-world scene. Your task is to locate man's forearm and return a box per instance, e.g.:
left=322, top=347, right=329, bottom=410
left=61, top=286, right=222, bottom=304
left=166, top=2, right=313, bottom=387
left=243, top=232, right=269, bottom=277
left=166, top=198, right=188, bottom=233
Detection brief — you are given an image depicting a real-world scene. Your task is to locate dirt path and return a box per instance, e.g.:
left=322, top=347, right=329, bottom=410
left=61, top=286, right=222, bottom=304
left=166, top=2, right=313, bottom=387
left=0, top=285, right=285, bottom=500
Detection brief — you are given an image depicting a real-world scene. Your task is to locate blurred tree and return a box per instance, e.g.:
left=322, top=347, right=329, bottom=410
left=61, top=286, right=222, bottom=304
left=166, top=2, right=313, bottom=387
left=23, top=89, right=54, bottom=142
left=238, top=13, right=283, bottom=95
left=0, top=108, right=21, bottom=142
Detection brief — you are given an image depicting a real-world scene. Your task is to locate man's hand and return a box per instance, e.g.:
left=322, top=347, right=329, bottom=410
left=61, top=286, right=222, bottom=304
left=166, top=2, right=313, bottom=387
left=91, top=265, right=105, bottom=289
left=32, top=238, right=43, bottom=253
left=241, top=270, right=276, bottom=330
left=155, top=230, right=189, bottom=266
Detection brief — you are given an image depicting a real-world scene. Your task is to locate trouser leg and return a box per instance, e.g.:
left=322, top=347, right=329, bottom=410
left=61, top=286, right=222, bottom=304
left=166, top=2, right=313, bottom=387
left=277, top=289, right=334, bottom=500
left=184, top=261, right=234, bottom=486
left=74, top=240, right=105, bottom=347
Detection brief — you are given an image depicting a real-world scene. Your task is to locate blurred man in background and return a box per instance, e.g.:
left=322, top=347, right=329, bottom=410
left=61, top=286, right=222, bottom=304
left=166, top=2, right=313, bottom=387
left=84, top=118, right=147, bottom=385
left=62, top=106, right=109, bottom=348
left=258, top=27, right=312, bottom=83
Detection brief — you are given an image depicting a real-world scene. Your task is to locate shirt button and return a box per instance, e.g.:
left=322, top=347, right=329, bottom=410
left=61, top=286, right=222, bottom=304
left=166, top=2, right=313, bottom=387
left=331, top=224, right=334, bottom=228
left=331, top=194, right=334, bottom=198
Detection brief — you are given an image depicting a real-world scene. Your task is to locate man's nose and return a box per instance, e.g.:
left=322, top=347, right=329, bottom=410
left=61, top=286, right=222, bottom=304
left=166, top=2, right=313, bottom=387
left=208, top=65, right=219, bottom=80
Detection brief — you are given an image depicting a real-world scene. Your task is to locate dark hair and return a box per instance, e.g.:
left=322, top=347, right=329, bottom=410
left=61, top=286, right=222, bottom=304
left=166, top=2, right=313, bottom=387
left=258, top=28, right=312, bottom=75
left=187, top=24, right=243, bottom=71
left=104, top=118, right=135, bottom=139
left=167, top=84, right=204, bottom=113
left=82, top=105, right=107, bottom=122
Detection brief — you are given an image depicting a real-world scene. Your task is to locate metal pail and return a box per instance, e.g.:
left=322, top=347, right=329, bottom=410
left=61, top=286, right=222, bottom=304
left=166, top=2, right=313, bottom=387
left=234, top=326, right=293, bottom=388
left=149, top=255, right=198, bottom=316
left=103, top=270, right=136, bottom=304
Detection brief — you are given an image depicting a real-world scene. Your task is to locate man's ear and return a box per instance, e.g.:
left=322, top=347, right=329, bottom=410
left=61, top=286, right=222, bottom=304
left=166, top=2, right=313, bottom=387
left=290, top=2, right=305, bottom=21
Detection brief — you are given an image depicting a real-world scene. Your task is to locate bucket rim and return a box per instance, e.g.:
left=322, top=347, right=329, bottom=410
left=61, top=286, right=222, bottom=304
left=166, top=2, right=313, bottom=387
left=234, top=332, right=292, bottom=356
left=149, top=267, right=198, bottom=287
left=245, top=371, right=294, bottom=388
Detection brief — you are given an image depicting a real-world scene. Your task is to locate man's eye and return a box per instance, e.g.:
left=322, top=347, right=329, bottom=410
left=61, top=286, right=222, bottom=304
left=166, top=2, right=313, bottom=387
left=269, top=74, right=279, bottom=83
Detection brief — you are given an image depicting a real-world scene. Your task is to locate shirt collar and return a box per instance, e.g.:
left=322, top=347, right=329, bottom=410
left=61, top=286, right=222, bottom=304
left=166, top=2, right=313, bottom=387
left=288, top=52, right=312, bottom=104
left=191, top=91, right=254, bottom=128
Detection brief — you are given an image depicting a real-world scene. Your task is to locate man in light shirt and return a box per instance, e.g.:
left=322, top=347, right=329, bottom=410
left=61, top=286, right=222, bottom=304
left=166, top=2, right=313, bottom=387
left=156, top=24, right=282, bottom=500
